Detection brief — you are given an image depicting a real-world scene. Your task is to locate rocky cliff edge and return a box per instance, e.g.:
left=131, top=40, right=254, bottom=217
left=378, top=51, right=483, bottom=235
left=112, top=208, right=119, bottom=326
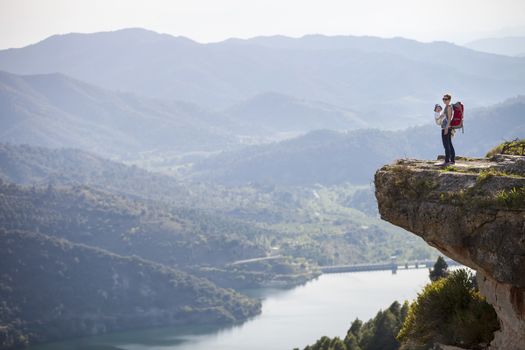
left=375, top=155, right=525, bottom=350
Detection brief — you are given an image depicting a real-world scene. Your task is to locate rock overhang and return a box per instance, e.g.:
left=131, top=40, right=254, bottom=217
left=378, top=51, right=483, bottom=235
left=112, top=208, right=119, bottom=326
left=374, top=154, right=525, bottom=350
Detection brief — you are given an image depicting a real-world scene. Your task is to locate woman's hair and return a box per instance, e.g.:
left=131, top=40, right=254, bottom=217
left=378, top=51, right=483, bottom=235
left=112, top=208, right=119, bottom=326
left=443, top=94, right=452, bottom=100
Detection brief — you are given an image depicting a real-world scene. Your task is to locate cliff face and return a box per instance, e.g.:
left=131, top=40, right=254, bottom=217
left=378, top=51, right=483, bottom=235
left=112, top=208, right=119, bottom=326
left=374, top=155, right=525, bottom=350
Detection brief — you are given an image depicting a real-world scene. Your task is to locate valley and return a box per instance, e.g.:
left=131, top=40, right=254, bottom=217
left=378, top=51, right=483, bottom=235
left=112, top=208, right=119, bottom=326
left=0, top=27, right=523, bottom=349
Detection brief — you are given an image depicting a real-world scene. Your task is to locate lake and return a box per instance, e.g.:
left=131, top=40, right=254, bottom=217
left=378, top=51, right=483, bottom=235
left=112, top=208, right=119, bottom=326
left=29, top=269, right=433, bottom=350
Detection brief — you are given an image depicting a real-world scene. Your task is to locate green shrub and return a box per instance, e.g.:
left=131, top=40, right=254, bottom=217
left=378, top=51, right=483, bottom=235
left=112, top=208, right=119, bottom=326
left=398, top=269, right=499, bottom=349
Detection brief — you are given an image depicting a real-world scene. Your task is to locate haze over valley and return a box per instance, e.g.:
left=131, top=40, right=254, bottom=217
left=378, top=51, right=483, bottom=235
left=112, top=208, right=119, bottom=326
left=0, top=19, right=524, bottom=350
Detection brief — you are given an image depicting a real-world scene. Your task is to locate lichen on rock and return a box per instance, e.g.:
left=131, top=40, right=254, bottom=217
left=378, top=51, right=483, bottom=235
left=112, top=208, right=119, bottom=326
left=374, top=155, right=525, bottom=350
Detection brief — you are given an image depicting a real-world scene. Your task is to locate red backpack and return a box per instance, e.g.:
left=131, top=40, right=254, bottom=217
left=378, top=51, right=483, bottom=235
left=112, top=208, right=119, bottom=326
left=449, top=102, right=464, bottom=133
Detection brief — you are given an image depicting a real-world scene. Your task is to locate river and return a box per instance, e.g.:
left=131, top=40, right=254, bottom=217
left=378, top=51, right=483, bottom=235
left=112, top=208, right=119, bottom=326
left=29, top=268, right=433, bottom=350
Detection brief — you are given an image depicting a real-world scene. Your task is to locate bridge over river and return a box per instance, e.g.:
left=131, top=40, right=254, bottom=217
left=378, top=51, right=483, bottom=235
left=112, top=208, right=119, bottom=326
left=320, top=258, right=460, bottom=274
left=229, top=255, right=461, bottom=274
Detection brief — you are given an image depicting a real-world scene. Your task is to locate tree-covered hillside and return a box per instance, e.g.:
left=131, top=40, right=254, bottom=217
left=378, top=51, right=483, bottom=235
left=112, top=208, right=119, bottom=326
left=0, top=143, right=190, bottom=203
left=0, top=145, right=436, bottom=268
left=0, top=179, right=322, bottom=290
left=0, top=180, right=267, bottom=267
left=0, top=229, right=260, bottom=349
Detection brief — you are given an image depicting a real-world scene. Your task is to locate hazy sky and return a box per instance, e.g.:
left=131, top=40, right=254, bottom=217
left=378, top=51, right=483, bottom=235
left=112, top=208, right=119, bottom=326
left=1, top=0, right=525, bottom=49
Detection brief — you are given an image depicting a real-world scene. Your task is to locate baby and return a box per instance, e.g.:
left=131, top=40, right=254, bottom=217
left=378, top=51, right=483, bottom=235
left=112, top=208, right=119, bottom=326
left=434, top=104, right=443, bottom=126
left=435, top=103, right=455, bottom=136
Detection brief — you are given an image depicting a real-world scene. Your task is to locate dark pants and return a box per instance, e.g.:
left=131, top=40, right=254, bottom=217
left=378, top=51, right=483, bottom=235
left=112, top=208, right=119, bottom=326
left=441, top=129, right=455, bottom=163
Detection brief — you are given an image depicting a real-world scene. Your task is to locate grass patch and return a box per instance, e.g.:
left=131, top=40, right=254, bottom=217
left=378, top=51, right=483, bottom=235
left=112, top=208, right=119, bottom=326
left=391, top=165, right=439, bottom=198
left=495, top=186, right=525, bottom=209
left=477, top=169, right=525, bottom=185
left=486, top=139, right=525, bottom=157
left=390, top=165, right=439, bottom=199
left=439, top=190, right=467, bottom=206
left=441, top=165, right=458, bottom=172
left=440, top=185, right=525, bottom=210
left=478, top=169, right=510, bottom=183
left=439, top=166, right=476, bottom=174
left=389, top=159, right=524, bottom=210
left=436, top=168, right=525, bottom=209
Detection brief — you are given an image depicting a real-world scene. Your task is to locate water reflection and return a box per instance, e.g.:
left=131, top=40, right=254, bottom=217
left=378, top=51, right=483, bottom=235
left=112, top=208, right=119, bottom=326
left=29, top=269, right=432, bottom=350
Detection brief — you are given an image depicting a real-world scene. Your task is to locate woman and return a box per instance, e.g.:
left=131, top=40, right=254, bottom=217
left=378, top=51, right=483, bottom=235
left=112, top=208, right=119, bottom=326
left=440, top=94, right=455, bottom=165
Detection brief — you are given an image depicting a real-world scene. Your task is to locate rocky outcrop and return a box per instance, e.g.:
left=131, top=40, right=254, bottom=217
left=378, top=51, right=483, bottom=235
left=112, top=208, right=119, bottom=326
left=374, top=155, right=525, bottom=350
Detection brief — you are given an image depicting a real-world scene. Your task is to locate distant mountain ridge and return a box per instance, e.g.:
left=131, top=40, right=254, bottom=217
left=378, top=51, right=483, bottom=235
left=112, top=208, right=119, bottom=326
left=224, top=92, right=368, bottom=134
left=465, top=36, right=525, bottom=57
left=193, top=96, right=525, bottom=186
left=0, top=70, right=386, bottom=156
left=0, top=70, right=235, bottom=156
left=0, top=28, right=524, bottom=120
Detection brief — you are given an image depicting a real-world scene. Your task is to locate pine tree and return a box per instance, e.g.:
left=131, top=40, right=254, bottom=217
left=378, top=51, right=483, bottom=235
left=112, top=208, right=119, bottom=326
left=429, top=255, right=449, bottom=281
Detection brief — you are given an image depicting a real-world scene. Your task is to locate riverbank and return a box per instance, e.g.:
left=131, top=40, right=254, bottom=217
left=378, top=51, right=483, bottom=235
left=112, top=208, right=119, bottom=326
left=27, top=269, right=432, bottom=350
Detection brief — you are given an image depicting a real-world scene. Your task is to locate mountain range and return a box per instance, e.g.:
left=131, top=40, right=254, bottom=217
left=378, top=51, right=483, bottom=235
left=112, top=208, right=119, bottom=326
left=0, top=70, right=236, bottom=157
left=1, top=28, right=524, bottom=122
left=0, top=70, right=389, bottom=156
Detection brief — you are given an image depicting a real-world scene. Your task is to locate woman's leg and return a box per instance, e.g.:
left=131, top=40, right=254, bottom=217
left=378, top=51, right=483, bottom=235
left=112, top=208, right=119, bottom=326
left=449, top=134, right=455, bottom=162
left=441, top=129, right=450, bottom=163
